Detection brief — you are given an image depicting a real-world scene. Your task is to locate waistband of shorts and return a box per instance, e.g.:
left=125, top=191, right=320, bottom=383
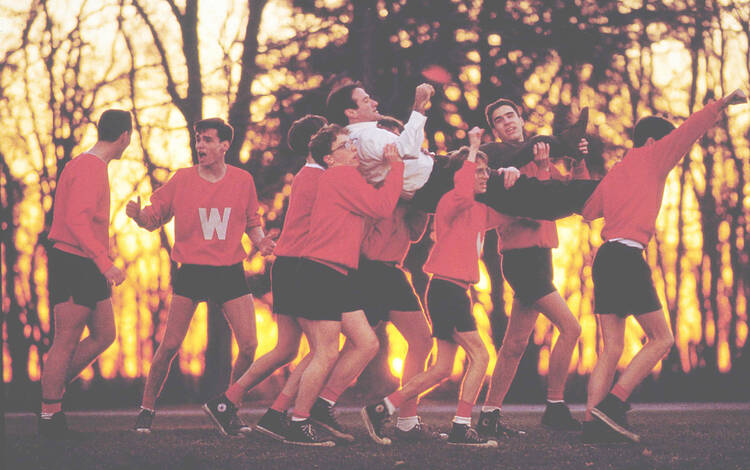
left=606, top=238, right=645, bottom=250
left=431, top=275, right=471, bottom=290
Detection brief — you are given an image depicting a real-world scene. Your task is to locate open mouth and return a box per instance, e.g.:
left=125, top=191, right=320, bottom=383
left=198, top=152, right=207, bottom=159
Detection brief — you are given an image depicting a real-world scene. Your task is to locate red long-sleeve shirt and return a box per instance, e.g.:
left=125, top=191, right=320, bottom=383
left=137, top=165, right=261, bottom=266
left=361, top=202, right=429, bottom=265
left=49, top=153, right=113, bottom=273
left=274, top=164, right=324, bottom=258
left=301, top=161, right=404, bottom=271
left=424, top=161, right=510, bottom=284
left=582, top=100, right=722, bottom=245
left=498, top=159, right=590, bottom=251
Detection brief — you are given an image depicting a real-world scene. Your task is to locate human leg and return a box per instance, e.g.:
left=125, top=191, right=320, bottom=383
left=65, top=299, right=117, bottom=384
left=140, top=294, right=197, bottom=411
left=221, top=293, right=258, bottom=383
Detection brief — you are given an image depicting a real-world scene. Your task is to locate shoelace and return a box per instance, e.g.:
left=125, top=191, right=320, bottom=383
left=465, top=427, right=483, bottom=442
left=301, top=423, right=319, bottom=440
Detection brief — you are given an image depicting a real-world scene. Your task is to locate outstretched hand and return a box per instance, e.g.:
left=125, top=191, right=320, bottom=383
left=722, top=89, right=747, bottom=108
left=126, top=196, right=142, bottom=224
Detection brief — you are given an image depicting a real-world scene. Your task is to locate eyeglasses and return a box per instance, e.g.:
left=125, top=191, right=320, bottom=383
left=331, top=139, right=355, bottom=153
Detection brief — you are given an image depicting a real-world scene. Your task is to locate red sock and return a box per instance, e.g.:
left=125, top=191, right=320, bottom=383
left=319, top=385, right=343, bottom=404
left=41, top=399, right=62, bottom=415
left=271, top=392, right=293, bottom=413
left=399, top=397, right=418, bottom=418
left=225, top=383, right=245, bottom=407
left=386, top=390, right=405, bottom=409
left=611, top=384, right=630, bottom=402
left=455, top=400, right=474, bottom=420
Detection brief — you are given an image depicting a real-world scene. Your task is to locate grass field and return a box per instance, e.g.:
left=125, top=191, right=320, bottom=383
left=5, top=402, right=750, bottom=470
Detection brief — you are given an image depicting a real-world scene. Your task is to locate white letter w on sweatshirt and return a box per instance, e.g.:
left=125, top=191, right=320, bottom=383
left=199, top=208, right=231, bottom=240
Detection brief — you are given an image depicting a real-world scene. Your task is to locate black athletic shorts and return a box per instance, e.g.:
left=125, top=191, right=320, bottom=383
left=426, top=278, right=477, bottom=341
left=592, top=241, right=662, bottom=317
left=291, top=258, right=363, bottom=321
left=501, top=247, right=557, bottom=305
left=172, top=262, right=251, bottom=304
left=271, top=256, right=301, bottom=316
left=48, top=246, right=111, bottom=309
left=353, top=257, right=423, bottom=326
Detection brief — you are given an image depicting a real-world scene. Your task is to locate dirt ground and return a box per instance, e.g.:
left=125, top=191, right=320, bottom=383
left=5, top=402, right=750, bottom=470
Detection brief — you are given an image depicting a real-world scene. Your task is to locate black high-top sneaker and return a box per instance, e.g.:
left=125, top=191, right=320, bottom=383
left=591, top=393, right=639, bottom=442
left=361, top=400, right=393, bottom=445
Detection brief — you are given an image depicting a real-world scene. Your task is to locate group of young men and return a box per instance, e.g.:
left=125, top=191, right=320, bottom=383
left=40, top=78, right=746, bottom=448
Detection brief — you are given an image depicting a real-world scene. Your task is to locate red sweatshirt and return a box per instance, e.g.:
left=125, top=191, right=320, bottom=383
left=499, top=159, right=590, bottom=251
left=361, top=202, right=429, bottom=265
left=274, top=164, right=324, bottom=258
left=137, top=165, right=261, bottom=266
left=424, top=161, right=509, bottom=284
left=301, top=161, right=404, bottom=271
left=49, top=153, right=113, bottom=273
left=583, top=100, right=722, bottom=245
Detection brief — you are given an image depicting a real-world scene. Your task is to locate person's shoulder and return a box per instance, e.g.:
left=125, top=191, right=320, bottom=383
left=75, top=153, right=106, bottom=169
left=226, top=164, right=253, bottom=180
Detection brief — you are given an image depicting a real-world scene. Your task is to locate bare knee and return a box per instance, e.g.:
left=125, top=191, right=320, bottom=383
left=653, top=330, right=674, bottom=355
left=499, top=336, right=528, bottom=360
left=470, top=347, right=490, bottom=372
left=431, top=361, right=453, bottom=380
left=236, top=338, right=258, bottom=361
left=363, top=335, right=380, bottom=361
left=275, top=343, right=300, bottom=366
left=408, top=334, right=433, bottom=359
left=318, top=345, right=340, bottom=369
left=561, top=321, right=582, bottom=342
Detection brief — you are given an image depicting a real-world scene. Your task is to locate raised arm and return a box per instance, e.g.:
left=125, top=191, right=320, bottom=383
left=336, top=143, right=405, bottom=219
left=650, top=89, right=747, bottom=176
left=126, top=174, right=179, bottom=231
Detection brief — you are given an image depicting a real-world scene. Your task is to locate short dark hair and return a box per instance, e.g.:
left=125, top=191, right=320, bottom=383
left=97, top=109, right=132, bottom=142
left=288, top=115, right=328, bottom=154
left=632, top=116, right=675, bottom=148
left=194, top=118, right=234, bottom=143
left=326, top=83, right=360, bottom=126
left=377, top=116, right=405, bottom=135
left=484, top=98, right=522, bottom=129
left=308, top=124, right=347, bottom=168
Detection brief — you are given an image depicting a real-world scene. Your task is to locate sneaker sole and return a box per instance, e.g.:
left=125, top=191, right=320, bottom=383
left=447, top=439, right=499, bottom=448
left=311, top=419, right=355, bottom=442
left=133, top=428, right=152, bottom=434
left=590, top=408, right=640, bottom=443
left=254, top=424, right=286, bottom=442
left=360, top=408, right=392, bottom=446
left=282, top=438, right=336, bottom=447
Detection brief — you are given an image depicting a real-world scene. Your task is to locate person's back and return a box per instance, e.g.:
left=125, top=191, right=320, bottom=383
left=582, top=89, right=747, bottom=444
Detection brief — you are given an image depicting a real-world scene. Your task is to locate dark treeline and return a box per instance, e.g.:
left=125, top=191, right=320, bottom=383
left=1, top=0, right=748, bottom=409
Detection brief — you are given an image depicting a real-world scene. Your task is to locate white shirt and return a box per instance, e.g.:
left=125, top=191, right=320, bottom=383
left=346, top=111, right=434, bottom=199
